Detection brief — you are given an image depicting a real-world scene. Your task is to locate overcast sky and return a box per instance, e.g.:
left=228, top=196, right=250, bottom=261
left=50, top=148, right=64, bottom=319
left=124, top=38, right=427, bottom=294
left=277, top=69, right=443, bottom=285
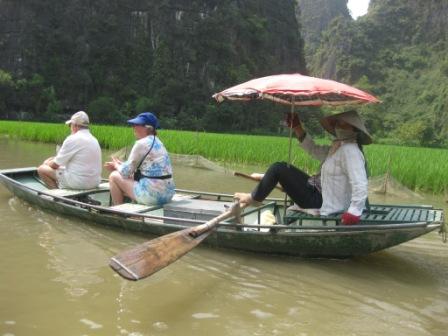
left=347, top=0, right=370, bottom=19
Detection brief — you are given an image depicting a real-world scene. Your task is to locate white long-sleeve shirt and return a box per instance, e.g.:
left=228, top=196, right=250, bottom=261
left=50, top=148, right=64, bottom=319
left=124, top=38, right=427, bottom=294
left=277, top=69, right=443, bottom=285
left=54, top=129, right=102, bottom=189
left=301, top=134, right=368, bottom=216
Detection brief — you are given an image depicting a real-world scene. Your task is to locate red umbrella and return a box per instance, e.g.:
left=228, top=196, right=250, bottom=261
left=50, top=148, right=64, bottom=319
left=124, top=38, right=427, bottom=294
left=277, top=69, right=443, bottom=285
left=213, top=73, right=379, bottom=209
left=213, top=73, right=380, bottom=106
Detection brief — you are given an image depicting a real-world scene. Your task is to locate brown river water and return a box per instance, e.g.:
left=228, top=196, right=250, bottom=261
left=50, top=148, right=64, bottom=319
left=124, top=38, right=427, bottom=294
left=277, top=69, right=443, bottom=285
left=0, top=136, right=447, bottom=336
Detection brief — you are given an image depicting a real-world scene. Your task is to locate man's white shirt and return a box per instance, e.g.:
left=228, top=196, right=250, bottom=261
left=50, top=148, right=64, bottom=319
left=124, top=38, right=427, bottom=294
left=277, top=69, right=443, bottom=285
left=54, top=129, right=102, bottom=189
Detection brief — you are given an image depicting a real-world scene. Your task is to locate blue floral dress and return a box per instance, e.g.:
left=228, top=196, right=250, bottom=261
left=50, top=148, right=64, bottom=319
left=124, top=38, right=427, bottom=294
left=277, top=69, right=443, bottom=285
left=118, top=135, right=175, bottom=205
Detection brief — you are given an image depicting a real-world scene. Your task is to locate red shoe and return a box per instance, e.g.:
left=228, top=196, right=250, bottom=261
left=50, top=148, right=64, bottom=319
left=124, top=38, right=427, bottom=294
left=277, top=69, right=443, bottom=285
left=341, top=212, right=360, bottom=225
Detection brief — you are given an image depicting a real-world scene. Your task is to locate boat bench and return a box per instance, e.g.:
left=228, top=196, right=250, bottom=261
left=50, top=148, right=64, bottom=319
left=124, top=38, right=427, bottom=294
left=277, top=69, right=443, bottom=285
left=284, top=205, right=444, bottom=226
left=108, top=193, right=200, bottom=214
left=109, top=202, right=160, bottom=213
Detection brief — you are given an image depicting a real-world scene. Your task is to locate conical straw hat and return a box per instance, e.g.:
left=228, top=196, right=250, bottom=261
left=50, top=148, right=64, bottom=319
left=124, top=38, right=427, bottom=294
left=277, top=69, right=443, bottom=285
left=320, top=110, right=372, bottom=145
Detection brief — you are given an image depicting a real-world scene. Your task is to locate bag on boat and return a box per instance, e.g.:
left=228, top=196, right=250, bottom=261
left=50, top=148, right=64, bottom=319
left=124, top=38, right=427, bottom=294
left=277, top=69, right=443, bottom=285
left=133, top=136, right=156, bottom=182
left=133, top=170, right=142, bottom=182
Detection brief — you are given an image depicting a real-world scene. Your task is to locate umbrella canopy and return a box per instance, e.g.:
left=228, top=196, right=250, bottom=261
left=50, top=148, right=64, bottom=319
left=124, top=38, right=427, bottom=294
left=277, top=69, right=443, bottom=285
left=213, top=73, right=380, bottom=106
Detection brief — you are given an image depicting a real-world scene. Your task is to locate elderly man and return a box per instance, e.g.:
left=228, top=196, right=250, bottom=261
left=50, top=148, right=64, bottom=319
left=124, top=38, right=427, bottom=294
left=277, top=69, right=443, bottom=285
left=37, top=111, right=102, bottom=189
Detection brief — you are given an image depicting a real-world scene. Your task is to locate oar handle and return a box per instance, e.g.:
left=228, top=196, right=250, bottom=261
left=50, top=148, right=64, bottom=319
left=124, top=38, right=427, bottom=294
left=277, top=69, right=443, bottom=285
left=189, top=203, right=241, bottom=238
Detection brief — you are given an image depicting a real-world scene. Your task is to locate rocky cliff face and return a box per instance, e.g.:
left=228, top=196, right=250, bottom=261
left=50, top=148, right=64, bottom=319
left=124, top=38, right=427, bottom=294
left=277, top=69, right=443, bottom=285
left=0, top=0, right=32, bottom=75
left=305, top=0, right=448, bottom=81
left=369, top=0, right=448, bottom=44
left=0, top=0, right=305, bottom=80
left=296, top=0, right=351, bottom=67
left=0, top=0, right=306, bottom=129
left=307, top=0, right=448, bottom=145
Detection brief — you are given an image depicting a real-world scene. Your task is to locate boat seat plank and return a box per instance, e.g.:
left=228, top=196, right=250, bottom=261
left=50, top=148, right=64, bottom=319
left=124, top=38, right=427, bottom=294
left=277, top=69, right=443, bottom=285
left=109, top=203, right=160, bottom=213
left=383, top=209, right=396, bottom=221
left=108, top=193, right=198, bottom=214
left=412, top=209, right=421, bottom=222
left=391, top=208, right=404, bottom=221
left=419, top=210, right=427, bottom=221
left=404, top=209, right=415, bottom=221
left=436, top=211, right=444, bottom=222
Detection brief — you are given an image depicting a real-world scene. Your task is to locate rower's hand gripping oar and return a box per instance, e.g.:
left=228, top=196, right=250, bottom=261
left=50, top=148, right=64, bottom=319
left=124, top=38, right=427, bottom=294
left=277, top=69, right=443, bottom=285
left=109, top=202, right=243, bottom=281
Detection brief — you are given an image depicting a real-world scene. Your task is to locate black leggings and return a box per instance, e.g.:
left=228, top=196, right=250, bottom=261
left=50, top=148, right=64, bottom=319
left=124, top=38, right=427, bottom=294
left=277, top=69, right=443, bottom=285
left=251, top=162, right=323, bottom=209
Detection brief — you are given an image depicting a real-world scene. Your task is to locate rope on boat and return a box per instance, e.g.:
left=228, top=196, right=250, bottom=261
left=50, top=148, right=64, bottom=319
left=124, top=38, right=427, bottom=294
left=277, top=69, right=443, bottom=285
left=439, top=220, right=447, bottom=243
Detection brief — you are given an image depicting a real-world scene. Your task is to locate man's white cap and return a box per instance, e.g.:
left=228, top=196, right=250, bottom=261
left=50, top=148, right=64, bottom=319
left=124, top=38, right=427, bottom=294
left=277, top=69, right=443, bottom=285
left=65, top=111, right=90, bottom=126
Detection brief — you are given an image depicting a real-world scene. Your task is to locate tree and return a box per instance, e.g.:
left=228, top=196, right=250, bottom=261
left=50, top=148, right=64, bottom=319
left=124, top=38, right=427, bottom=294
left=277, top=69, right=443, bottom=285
left=88, top=96, right=123, bottom=124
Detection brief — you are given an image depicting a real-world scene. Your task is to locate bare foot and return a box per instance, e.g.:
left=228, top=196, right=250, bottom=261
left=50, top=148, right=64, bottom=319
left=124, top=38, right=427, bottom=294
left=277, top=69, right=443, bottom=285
left=234, top=192, right=254, bottom=205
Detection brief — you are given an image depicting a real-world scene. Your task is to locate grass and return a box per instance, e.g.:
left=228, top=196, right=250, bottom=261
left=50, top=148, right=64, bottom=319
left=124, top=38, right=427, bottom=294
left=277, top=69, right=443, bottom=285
left=1, top=120, right=448, bottom=194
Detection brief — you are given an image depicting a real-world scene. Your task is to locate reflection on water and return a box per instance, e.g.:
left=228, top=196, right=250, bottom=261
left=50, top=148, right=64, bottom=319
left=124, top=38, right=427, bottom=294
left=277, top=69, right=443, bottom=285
left=0, top=137, right=447, bottom=336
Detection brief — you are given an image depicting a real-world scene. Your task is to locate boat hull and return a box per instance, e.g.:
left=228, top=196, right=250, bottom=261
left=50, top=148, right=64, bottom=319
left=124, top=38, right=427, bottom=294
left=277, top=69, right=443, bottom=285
left=0, top=168, right=443, bottom=258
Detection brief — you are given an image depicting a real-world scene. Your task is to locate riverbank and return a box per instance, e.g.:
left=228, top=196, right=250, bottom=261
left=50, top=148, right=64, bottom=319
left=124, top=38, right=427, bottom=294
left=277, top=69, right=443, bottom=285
left=1, top=120, right=448, bottom=193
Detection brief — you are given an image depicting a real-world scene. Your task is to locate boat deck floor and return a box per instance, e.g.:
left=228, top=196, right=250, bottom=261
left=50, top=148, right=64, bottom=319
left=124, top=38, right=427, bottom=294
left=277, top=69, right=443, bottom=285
left=285, top=205, right=444, bottom=226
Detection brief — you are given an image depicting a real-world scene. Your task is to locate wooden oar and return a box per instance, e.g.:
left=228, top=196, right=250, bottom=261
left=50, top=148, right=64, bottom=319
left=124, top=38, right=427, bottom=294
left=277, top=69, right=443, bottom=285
left=109, top=202, right=242, bottom=281
left=233, top=171, right=284, bottom=191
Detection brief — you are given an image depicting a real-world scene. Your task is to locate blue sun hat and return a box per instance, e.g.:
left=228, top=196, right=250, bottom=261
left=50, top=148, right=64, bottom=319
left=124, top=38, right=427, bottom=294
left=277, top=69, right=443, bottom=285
left=127, top=112, right=160, bottom=129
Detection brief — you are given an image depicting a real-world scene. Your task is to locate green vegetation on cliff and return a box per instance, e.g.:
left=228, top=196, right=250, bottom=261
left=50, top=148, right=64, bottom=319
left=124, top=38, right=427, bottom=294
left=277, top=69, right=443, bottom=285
left=297, top=0, right=350, bottom=66
left=300, top=0, right=448, bottom=147
left=2, top=0, right=448, bottom=149
left=0, top=0, right=305, bottom=133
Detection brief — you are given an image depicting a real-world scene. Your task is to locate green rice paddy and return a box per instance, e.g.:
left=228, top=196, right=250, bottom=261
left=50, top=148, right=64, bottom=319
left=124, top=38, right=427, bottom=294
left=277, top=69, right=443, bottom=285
left=1, top=120, right=447, bottom=194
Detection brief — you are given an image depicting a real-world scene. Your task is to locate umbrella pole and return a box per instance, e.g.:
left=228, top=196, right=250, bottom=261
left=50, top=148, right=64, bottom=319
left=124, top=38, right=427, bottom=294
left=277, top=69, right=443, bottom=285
left=286, top=105, right=295, bottom=166
left=283, top=99, right=295, bottom=218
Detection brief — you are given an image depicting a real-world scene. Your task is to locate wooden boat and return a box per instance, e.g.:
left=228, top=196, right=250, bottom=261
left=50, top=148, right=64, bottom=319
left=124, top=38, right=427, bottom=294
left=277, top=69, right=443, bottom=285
left=0, top=167, right=445, bottom=258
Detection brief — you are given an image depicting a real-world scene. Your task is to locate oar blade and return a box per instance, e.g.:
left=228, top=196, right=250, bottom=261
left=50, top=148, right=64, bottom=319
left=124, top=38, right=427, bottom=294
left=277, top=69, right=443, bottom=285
left=109, top=227, right=211, bottom=281
left=109, top=203, right=241, bottom=281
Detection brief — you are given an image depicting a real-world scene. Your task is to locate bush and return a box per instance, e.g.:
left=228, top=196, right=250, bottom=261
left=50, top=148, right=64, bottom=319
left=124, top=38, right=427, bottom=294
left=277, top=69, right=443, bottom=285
left=45, top=100, right=62, bottom=121
left=135, top=97, right=155, bottom=114
left=88, top=96, right=124, bottom=124
left=441, top=59, right=448, bottom=77
left=0, top=69, right=14, bottom=116
left=396, top=120, right=433, bottom=146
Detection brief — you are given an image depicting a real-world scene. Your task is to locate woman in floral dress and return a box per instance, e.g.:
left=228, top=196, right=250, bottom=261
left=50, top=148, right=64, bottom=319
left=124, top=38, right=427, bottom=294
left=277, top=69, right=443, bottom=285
left=105, top=112, right=175, bottom=206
